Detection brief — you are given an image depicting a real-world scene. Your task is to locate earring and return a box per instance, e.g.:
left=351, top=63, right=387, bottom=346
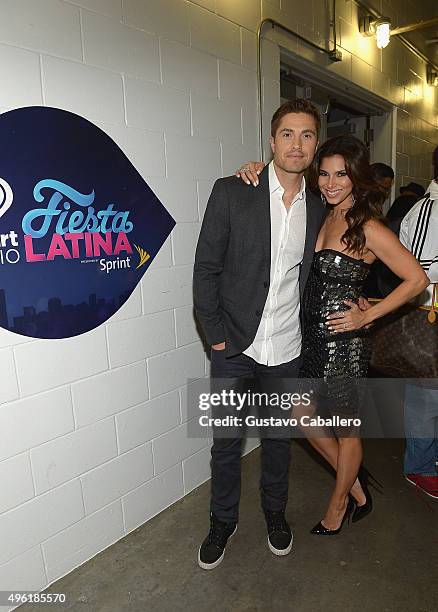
left=320, top=193, right=326, bottom=206
left=351, top=194, right=356, bottom=206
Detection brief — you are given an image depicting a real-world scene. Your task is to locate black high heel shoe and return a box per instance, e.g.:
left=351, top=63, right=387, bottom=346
left=351, top=466, right=383, bottom=524
left=310, top=497, right=355, bottom=535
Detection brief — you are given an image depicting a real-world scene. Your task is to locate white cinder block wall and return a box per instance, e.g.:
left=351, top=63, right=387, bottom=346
left=0, top=0, right=437, bottom=604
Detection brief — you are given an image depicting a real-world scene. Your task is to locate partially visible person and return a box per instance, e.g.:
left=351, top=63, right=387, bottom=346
left=399, top=146, right=438, bottom=500
left=364, top=182, right=426, bottom=299
left=371, top=162, right=394, bottom=201
left=386, top=182, right=425, bottom=235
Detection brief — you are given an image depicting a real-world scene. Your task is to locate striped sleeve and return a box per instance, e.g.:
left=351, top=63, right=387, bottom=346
left=400, top=196, right=437, bottom=274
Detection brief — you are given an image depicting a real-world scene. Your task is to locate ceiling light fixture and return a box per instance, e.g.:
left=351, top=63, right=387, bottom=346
left=360, top=16, right=392, bottom=49
left=427, top=65, right=438, bottom=87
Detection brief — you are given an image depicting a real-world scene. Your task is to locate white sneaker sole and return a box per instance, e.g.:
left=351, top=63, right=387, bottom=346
left=198, top=525, right=237, bottom=570
left=405, top=475, right=438, bottom=500
left=268, top=532, right=293, bottom=556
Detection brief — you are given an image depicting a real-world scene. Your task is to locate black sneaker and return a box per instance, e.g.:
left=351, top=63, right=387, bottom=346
left=198, top=514, right=237, bottom=570
left=264, top=510, right=293, bottom=556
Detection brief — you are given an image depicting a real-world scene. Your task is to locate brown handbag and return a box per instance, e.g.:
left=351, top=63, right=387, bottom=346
left=369, top=284, right=438, bottom=378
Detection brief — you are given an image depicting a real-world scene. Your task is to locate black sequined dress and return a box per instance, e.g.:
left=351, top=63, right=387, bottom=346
left=300, top=249, right=371, bottom=419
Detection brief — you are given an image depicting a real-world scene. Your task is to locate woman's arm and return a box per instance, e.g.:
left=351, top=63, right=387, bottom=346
left=235, top=161, right=265, bottom=186
left=327, top=219, right=429, bottom=332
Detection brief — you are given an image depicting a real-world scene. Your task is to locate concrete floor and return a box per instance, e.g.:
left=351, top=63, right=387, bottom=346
left=22, top=439, right=437, bottom=612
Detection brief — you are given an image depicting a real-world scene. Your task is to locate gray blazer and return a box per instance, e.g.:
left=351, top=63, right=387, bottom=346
left=193, top=165, right=326, bottom=358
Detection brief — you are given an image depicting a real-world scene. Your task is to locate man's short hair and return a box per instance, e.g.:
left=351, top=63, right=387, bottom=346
left=371, top=162, right=394, bottom=180
left=271, top=99, right=321, bottom=138
left=433, top=145, right=438, bottom=179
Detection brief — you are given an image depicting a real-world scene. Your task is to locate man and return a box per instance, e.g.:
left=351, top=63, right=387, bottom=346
left=193, top=99, right=325, bottom=569
left=386, top=182, right=425, bottom=235
left=371, top=162, right=394, bottom=201
left=399, top=146, right=438, bottom=500
left=364, top=182, right=425, bottom=299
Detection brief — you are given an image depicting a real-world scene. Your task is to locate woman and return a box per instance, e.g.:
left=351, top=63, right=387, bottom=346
left=237, top=135, right=428, bottom=534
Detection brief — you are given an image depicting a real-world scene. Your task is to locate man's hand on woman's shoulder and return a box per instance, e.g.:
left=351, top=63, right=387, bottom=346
left=235, top=162, right=265, bottom=186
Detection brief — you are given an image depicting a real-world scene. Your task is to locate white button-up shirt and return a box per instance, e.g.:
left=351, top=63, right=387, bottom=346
left=244, top=161, right=306, bottom=366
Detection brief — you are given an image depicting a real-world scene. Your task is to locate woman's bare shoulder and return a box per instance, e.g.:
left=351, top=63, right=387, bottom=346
left=363, top=217, right=391, bottom=238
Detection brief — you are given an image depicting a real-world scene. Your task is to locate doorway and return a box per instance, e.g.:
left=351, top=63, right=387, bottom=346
left=278, top=50, right=396, bottom=207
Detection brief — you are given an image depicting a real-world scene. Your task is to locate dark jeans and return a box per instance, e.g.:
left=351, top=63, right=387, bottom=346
left=404, top=384, right=438, bottom=476
left=210, top=350, right=302, bottom=524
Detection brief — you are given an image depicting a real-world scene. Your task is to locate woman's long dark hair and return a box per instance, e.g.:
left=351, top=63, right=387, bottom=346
left=309, top=135, right=386, bottom=255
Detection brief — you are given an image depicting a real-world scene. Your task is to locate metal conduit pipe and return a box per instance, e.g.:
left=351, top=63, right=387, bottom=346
left=391, top=16, right=438, bottom=37
left=353, top=0, right=438, bottom=74
left=256, top=0, right=438, bottom=158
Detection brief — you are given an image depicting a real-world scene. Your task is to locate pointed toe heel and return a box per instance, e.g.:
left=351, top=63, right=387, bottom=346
left=310, top=521, right=341, bottom=535
left=351, top=466, right=383, bottom=524
left=310, top=498, right=355, bottom=536
left=351, top=499, right=372, bottom=523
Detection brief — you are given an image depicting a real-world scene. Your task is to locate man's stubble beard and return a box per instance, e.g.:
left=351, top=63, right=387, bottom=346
left=275, top=158, right=311, bottom=175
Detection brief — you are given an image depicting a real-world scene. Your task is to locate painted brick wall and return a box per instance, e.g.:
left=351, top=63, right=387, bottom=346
left=259, top=0, right=438, bottom=190
left=0, top=1, right=261, bottom=603
left=0, top=0, right=437, bottom=604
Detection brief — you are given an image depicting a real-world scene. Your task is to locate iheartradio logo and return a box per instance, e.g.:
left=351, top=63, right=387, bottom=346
left=0, top=178, right=13, bottom=220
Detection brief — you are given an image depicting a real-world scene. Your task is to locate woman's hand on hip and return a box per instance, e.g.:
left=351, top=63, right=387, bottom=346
left=326, top=300, right=368, bottom=333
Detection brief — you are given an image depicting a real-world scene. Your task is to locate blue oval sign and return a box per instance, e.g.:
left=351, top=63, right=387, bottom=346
left=0, top=106, right=175, bottom=339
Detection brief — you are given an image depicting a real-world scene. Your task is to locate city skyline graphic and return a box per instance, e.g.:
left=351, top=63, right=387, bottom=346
left=0, top=106, right=175, bottom=339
